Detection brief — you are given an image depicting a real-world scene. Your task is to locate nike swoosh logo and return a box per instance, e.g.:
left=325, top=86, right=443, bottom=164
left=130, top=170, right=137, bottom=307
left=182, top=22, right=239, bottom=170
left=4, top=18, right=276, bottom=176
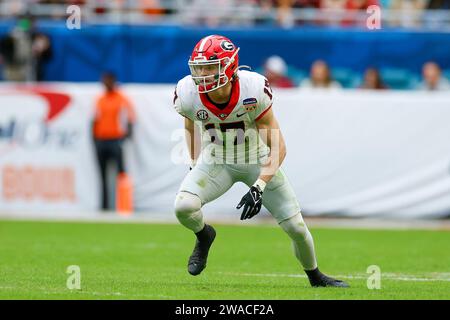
left=236, top=112, right=246, bottom=118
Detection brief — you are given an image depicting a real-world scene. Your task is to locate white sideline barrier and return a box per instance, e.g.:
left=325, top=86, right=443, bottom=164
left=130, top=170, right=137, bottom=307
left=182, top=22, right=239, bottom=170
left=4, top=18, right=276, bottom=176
left=1, top=83, right=450, bottom=218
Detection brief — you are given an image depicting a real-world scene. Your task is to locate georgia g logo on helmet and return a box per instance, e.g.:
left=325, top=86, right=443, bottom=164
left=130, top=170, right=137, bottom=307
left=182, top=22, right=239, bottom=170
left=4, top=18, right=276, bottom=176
left=188, top=35, right=240, bottom=93
left=220, top=40, right=234, bottom=52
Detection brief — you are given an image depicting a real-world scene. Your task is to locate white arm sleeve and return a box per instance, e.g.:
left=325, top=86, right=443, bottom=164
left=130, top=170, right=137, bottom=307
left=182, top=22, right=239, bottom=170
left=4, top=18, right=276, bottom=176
left=173, top=77, right=197, bottom=121
left=173, top=82, right=189, bottom=119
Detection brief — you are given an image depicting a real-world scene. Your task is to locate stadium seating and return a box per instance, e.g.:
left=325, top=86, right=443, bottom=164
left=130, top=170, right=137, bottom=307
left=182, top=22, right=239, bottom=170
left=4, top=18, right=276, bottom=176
left=379, top=68, right=420, bottom=90
left=286, top=66, right=308, bottom=87
left=331, top=68, right=361, bottom=89
left=443, top=69, right=450, bottom=82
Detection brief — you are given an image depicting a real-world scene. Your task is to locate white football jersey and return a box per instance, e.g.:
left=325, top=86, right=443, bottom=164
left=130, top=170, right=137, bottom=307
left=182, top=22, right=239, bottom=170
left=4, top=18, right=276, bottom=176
left=173, top=70, right=273, bottom=164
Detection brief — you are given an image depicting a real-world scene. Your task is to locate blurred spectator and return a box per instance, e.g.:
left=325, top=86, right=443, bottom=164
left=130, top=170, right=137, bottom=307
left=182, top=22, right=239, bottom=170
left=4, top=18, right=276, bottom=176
left=345, top=0, right=379, bottom=10
left=417, top=62, right=450, bottom=91
left=256, top=0, right=320, bottom=27
left=427, top=0, right=450, bottom=9
left=359, top=67, right=388, bottom=90
left=31, top=32, right=52, bottom=81
left=319, top=0, right=346, bottom=26
left=255, top=0, right=275, bottom=24
left=263, top=55, right=294, bottom=88
left=321, top=0, right=347, bottom=10
left=300, top=60, right=342, bottom=89
left=342, top=0, right=380, bottom=26
left=140, top=0, right=167, bottom=19
left=295, top=0, right=321, bottom=7
left=390, top=0, right=427, bottom=28
left=181, top=0, right=255, bottom=27
left=277, top=0, right=295, bottom=27
left=92, top=72, right=136, bottom=210
left=0, top=17, right=33, bottom=82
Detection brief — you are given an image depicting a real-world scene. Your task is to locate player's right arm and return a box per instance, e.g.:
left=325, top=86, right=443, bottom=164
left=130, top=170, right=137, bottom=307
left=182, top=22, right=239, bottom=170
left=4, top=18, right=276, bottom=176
left=184, top=117, right=201, bottom=167
left=174, top=77, right=200, bottom=167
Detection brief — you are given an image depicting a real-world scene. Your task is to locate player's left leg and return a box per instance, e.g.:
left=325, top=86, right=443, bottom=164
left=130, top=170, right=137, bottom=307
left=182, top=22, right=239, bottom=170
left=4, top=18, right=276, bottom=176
left=245, top=167, right=349, bottom=288
left=175, top=162, right=235, bottom=276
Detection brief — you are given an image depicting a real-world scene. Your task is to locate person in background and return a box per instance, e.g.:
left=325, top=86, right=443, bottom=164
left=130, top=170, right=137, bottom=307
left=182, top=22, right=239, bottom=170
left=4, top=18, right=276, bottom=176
left=341, top=0, right=380, bottom=26
left=427, top=0, right=450, bottom=9
left=321, top=0, right=347, bottom=9
left=359, top=67, right=388, bottom=90
left=319, top=0, right=347, bottom=25
left=92, top=72, right=136, bottom=211
left=31, top=32, right=52, bottom=81
left=0, top=17, right=33, bottom=82
left=263, top=55, right=295, bottom=88
left=389, top=0, right=427, bottom=28
left=300, top=60, right=342, bottom=89
left=417, top=61, right=450, bottom=91
left=345, top=0, right=380, bottom=10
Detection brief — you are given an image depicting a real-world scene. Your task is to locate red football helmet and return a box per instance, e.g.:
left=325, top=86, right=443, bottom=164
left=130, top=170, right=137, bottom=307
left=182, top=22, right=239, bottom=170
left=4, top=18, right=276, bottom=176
left=188, top=35, right=240, bottom=93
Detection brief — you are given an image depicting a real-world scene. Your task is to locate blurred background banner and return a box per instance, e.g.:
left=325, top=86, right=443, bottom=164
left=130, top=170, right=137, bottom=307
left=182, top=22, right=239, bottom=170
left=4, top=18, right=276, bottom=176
left=1, top=23, right=450, bottom=84
left=0, top=84, right=99, bottom=212
left=1, top=84, right=450, bottom=218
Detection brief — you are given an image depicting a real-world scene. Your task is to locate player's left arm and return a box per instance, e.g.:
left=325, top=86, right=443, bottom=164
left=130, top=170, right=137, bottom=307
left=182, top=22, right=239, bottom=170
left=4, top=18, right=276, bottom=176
left=236, top=107, right=287, bottom=220
left=255, top=107, right=287, bottom=183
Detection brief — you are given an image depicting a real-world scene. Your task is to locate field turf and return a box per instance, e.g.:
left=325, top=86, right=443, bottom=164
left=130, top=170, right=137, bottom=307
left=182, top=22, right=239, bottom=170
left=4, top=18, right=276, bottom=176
left=0, top=220, right=449, bottom=300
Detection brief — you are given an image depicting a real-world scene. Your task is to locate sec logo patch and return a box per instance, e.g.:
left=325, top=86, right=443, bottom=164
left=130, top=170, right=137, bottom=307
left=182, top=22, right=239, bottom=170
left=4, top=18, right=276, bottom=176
left=196, top=110, right=209, bottom=121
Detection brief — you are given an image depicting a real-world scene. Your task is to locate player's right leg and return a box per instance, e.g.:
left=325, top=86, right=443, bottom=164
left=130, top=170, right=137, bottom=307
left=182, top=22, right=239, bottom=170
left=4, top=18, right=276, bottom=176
left=174, top=162, right=234, bottom=276
left=279, top=213, right=349, bottom=287
left=243, top=166, right=349, bottom=287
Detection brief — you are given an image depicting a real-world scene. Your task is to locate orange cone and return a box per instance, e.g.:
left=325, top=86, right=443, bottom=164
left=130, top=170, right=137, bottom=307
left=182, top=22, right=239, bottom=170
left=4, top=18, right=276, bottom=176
left=116, top=173, right=133, bottom=216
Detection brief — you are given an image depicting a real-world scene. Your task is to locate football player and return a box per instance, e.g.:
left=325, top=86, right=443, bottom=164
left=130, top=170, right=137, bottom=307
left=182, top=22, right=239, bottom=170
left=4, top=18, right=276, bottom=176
left=173, top=35, right=348, bottom=288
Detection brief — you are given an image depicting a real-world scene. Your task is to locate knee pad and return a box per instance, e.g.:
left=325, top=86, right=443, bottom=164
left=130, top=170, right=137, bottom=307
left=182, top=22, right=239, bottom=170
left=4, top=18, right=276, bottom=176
left=279, top=213, right=310, bottom=242
left=174, top=191, right=202, bottom=218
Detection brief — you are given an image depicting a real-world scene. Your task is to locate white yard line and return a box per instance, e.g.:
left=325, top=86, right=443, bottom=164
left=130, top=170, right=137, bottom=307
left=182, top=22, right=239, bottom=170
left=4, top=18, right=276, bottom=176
left=1, top=211, right=449, bottom=230
left=217, top=272, right=450, bottom=283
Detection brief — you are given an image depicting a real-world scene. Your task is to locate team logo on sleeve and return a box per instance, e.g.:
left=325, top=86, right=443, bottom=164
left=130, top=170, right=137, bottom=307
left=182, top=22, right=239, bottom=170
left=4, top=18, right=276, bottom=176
left=243, top=97, right=257, bottom=112
left=196, top=109, right=209, bottom=121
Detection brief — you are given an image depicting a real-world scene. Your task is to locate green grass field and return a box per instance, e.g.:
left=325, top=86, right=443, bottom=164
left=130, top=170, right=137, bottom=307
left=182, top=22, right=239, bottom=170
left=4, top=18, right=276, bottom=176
left=0, top=220, right=449, bottom=300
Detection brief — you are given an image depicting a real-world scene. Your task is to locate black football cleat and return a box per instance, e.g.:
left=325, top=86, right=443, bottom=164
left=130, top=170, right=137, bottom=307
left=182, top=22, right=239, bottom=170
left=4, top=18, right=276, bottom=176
left=188, top=224, right=216, bottom=276
left=305, top=268, right=350, bottom=288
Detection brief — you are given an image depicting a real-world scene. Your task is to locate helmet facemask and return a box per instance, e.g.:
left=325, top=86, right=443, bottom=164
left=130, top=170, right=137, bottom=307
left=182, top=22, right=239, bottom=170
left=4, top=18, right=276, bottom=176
left=189, top=48, right=240, bottom=93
